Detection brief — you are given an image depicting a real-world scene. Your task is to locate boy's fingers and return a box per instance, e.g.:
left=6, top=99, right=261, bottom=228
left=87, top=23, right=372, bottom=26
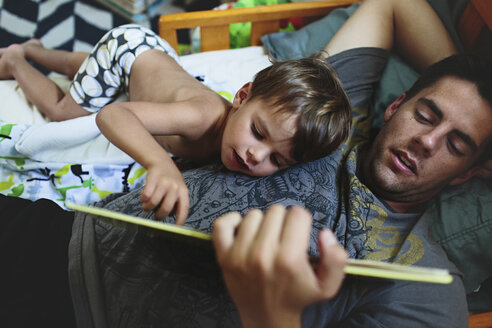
left=156, top=188, right=178, bottom=219
left=141, top=197, right=157, bottom=211
left=146, top=182, right=165, bottom=215
left=142, top=178, right=165, bottom=211
left=174, top=191, right=189, bottom=225
left=140, top=182, right=155, bottom=204
left=161, top=189, right=178, bottom=213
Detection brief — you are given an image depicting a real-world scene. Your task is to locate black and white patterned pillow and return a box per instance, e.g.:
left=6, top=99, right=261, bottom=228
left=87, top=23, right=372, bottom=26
left=0, top=0, right=129, bottom=54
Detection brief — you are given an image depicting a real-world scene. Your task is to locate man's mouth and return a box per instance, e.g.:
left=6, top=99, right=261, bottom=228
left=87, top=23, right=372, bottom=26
left=234, top=150, right=249, bottom=170
left=394, top=151, right=416, bottom=174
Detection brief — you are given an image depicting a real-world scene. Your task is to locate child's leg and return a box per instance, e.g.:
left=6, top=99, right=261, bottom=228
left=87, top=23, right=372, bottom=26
left=24, top=42, right=88, bottom=80
left=0, top=44, right=90, bottom=121
left=0, top=40, right=88, bottom=80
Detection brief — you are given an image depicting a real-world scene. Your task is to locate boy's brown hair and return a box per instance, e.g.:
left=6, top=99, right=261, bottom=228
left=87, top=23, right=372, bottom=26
left=249, top=57, right=351, bottom=163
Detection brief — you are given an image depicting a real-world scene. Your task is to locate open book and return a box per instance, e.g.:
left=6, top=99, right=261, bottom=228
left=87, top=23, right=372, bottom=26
left=66, top=201, right=453, bottom=285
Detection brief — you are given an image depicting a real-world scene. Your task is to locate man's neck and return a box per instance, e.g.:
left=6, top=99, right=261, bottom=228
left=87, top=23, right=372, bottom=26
left=382, top=199, right=425, bottom=214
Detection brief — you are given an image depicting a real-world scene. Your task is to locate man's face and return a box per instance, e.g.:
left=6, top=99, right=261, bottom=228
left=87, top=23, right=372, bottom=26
left=362, top=77, right=492, bottom=210
left=221, top=84, right=297, bottom=177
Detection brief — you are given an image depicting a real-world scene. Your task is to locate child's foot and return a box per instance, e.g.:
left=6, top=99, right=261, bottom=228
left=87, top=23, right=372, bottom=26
left=0, top=39, right=42, bottom=57
left=23, top=39, right=43, bottom=48
left=0, top=44, right=25, bottom=79
left=22, top=39, right=44, bottom=53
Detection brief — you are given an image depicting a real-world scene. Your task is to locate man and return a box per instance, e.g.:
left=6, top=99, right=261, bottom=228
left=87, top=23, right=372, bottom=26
left=1, top=0, right=491, bottom=327
left=213, top=0, right=491, bottom=326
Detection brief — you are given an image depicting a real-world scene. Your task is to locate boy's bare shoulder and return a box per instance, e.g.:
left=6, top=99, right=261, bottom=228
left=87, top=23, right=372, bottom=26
left=185, top=90, right=230, bottom=138
left=155, top=92, right=228, bottom=162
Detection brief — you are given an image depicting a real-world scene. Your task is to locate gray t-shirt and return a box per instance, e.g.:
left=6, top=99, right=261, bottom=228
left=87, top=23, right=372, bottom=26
left=69, top=47, right=468, bottom=328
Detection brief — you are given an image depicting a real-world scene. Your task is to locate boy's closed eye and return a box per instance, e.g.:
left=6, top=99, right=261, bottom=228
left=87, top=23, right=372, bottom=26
left=251, top=123, right=264, bottom=139
left=270, top=154, right=281, bottom=168
left=251, top=124, right=285, bottom=168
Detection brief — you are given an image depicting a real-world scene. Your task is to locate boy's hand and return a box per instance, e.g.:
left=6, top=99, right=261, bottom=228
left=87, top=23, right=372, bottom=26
left=140, top=164, right=189, bottom=225
left=212, top=205, right=348, bottom=328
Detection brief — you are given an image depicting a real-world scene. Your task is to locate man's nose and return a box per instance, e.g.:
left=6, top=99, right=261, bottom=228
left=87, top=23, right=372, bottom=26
left=414, top=129, right=443, bottom=157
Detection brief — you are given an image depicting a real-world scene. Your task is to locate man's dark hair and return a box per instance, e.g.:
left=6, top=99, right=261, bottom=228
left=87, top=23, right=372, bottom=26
left=404, top=53, right=492, bottom=162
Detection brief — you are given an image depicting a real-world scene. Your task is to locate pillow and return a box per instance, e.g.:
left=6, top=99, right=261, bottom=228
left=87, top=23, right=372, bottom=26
left=262, top=0, right=492, bottom=312
left=261, top=4, right=357, bottom=61
left=428, top=178, right=492, bottom=307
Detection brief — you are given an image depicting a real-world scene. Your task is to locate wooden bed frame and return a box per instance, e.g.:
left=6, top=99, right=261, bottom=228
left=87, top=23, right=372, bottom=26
left=158, top=1, right=492, bottom=326
left=159, top=0, right=360, bottom=52
left=159, top=0, right=491, bottom=53
left=458, top=0, right=492, bottom=50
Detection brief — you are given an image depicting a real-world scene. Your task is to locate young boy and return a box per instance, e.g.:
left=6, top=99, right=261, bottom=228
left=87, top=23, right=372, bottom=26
left=0, top=24, right=351, bottom=224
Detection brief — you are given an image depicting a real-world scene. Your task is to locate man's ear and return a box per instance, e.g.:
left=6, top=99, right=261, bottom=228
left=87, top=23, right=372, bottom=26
left=449, top=161, right=492, bottom=186
left=232, top=82, right=253, bottom=109
left=383, top=93, right=406, bottom=122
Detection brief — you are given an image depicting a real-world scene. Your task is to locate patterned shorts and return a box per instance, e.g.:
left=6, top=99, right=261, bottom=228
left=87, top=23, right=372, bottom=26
left=70, top=24, right=179, bottom=112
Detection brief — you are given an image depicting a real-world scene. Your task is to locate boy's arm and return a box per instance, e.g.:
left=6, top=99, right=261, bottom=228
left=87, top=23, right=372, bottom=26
left=96, top=100, right=210, bottom=225
left=324, top=0, right=457, bottom=72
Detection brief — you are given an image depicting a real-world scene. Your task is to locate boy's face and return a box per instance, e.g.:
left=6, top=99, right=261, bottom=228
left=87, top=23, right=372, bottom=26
left=221, top=84, right=297, bottom=176
left=362, top=76, right=492, bottom=210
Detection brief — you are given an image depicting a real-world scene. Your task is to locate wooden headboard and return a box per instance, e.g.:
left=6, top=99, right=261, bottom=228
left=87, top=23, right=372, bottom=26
left=158, top=0, right=360, bottom=52
left=457, top=0, right=492, bottom=50
left=159, top=0, right=491, bottom=53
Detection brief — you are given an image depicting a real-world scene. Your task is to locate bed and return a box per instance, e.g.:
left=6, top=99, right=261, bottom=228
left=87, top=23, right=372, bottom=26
left=0, top=0, right=491, bottom=325
left=160, top=3, right=492, bottom=325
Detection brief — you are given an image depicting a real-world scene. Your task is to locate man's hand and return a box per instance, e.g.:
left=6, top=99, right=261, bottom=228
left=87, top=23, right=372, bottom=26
left=213, top=205, right=348, bottom=328
left=140, top=164, right=189, bottom=225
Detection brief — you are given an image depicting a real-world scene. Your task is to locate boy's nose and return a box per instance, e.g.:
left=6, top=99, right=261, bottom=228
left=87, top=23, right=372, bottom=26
left=247, top=145, right=269, bottom=165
